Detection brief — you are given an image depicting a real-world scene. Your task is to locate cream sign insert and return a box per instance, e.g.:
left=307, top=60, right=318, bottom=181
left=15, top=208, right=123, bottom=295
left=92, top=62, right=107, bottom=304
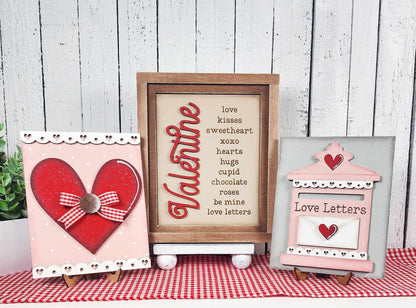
left=156, top=94, right=260, bottom=226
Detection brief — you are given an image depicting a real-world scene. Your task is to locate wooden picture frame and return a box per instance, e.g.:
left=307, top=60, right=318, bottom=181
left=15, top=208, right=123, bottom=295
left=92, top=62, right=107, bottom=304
left=137, top=73, right=279, bottom=243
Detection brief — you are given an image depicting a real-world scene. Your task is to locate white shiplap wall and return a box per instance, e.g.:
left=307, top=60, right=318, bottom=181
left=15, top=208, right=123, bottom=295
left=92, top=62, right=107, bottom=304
left=0, top=0, right=415, bottom=248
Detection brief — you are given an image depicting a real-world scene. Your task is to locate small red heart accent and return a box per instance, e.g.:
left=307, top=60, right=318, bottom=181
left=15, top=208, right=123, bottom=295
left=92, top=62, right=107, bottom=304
left=318, top=224, right=338, bottom=240
left=30, top=158, right=142, bottom=254
left=324, top=154, right=343, bottom=170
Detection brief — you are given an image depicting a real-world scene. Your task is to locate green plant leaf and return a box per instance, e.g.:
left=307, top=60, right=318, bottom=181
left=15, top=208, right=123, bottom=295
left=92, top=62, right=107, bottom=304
left=5, top=192, right=15, bottom=202
left=7, top=158, right=17, bottom=174
left=21, top=209, right=27, bottom=218
left=16, top=147, right=23, bottom=160
left=16, top=184, right=24, bottom=193
left=1, top=173, right=11, bottom=186
left=0, top=209, right=21, bottom=220
left=11, top=181, right=19, bottom=192
left=14, top=192, right=25, bottom=201
left=7, top=202, right=19, bottom=212
left=0, top=185, right=5, bottom=195
left=0, top=200, right=9, bottom=211
left=0, top=123, right=4, bottom=131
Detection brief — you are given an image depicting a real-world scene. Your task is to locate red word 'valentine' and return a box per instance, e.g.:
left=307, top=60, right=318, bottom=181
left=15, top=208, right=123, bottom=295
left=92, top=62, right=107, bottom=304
left=163, top=102, right=201, bottom=219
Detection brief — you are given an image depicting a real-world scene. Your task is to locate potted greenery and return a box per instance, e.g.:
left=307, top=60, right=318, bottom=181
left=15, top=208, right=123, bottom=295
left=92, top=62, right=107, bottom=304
left=0, top=123, right=31, bottom=275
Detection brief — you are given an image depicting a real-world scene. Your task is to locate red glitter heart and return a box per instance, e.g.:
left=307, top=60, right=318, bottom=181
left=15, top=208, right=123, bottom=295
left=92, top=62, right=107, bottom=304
left=324, top=154, right=343, bottom=170
left=318, top=224, right=338, bottom=240
left=30, top=158, right=141, bottom=254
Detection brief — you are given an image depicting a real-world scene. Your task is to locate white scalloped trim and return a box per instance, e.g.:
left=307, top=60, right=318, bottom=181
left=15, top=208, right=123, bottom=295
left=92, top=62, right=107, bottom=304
left=292, top=180, right=373, bottom=189
left=286, top=246, right=367, bottom=260
left=20, top=131, right=140, bottom=145
left=32, top=257, right=151, bottom=278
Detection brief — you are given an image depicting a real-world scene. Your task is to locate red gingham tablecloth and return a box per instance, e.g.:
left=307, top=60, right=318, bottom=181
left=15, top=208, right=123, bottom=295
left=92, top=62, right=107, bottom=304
left=0, top=248, right=415, bottom=303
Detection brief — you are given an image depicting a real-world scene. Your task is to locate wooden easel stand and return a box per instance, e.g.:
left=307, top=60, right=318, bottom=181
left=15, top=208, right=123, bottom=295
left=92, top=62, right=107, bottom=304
left=294, top=268, right=352, bottom=285
left=62, top=269, right=122, bottom=288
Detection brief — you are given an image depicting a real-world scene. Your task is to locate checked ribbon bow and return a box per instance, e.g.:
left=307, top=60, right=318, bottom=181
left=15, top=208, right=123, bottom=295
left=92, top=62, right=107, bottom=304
left=57, top=191, right=128, bottom=229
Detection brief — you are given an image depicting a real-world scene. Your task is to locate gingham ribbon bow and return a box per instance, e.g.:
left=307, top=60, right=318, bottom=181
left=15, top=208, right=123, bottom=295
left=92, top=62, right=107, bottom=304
left=57, top=191, right=127, bottom=229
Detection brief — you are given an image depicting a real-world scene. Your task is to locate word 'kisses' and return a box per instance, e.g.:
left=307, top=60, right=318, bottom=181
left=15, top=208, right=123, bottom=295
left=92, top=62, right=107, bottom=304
left=163, top=102, right=201, bottom=219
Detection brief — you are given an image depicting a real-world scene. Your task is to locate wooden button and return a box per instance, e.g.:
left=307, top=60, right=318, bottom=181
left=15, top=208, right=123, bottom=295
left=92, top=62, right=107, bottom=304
left=80, top=193, right=101, bottom=214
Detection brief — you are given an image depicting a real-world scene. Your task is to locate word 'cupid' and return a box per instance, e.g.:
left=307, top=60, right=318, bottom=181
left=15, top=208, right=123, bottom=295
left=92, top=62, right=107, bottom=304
left=163, top=102, right=201, bottom=219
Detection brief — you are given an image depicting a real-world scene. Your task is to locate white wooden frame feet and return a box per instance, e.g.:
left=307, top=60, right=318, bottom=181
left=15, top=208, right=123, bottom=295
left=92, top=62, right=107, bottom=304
left=153, top=243, right=255, bottom=270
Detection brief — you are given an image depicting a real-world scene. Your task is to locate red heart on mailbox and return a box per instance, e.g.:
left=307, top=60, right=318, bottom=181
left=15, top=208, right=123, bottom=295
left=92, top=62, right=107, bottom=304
left=318, top=224, right=338, bottom=240
left=324, top=154, right=343, bottom=170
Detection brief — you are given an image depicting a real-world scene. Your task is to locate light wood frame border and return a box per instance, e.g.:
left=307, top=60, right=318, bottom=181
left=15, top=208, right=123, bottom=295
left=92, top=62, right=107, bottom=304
left=137, top=73, right=279, bottom=243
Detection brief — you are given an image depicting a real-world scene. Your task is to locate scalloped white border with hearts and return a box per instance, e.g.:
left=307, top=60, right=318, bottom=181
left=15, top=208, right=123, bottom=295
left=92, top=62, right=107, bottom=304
left=32, top=257, right=151, bottom=278
left=292, top=180, right=374, bottom=189
left=286, top=246, right=367, bottom=260
left=20, top=131, right=141, bottom=145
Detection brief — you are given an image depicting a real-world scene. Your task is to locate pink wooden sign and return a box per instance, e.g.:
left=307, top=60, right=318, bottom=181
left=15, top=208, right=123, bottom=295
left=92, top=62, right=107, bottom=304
left=280, top=141, right=380, bottom=273
left=21, top=132, right=151, bottom=279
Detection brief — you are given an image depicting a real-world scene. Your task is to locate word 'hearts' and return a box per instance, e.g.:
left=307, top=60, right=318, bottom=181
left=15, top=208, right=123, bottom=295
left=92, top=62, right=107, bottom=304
left=30, top=158, right=141, bottom=254
left=318, top=224, right=338, bottom=240
left=324, top=154, right=343, bottom=170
